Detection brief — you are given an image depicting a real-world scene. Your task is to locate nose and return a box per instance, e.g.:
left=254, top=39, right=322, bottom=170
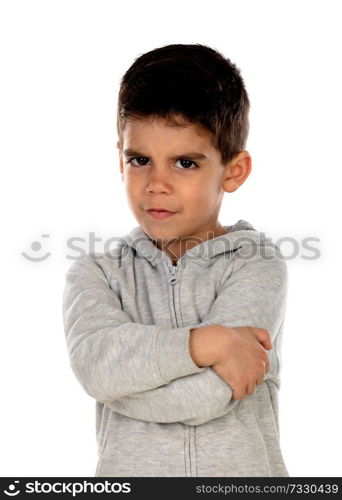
left=146, top=166, right=172, bottom=194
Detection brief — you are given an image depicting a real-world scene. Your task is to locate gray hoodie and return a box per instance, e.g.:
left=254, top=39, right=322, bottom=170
left=62, top=219, right=289, bottom=477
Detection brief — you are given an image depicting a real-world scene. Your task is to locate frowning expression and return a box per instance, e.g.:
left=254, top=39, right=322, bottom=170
left=118, top=115, right=233, bottom=249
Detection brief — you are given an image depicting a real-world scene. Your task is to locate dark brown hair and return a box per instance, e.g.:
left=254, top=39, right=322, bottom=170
left=116, top=43, right=250, bottom=165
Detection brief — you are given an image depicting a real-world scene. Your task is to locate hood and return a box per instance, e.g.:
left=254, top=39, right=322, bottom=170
left=121, top=219, right=277, bottom=268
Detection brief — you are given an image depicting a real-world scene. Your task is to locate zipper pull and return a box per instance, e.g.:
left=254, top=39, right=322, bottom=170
left=169, top=265, right=178, bottom=284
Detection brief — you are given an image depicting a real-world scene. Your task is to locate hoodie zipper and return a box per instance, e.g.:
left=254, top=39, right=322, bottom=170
left=168, top=263, right=193, bottom=477
left=169, top=264, right=179, bottom=327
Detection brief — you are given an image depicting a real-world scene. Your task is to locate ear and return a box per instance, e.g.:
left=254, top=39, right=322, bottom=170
left=222, top=151, right=252, bottom=193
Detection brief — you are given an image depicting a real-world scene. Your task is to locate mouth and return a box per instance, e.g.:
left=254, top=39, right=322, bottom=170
left=146, top=209, right=177, bottom=220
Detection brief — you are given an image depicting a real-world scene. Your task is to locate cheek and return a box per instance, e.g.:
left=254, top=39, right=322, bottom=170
left=125, top=174, right=141, bottom=196
left=186, top=181, right=218, bottom=205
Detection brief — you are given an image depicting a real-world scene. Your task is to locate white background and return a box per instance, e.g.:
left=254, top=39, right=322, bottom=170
left=1, top=0, right=341, bottom=477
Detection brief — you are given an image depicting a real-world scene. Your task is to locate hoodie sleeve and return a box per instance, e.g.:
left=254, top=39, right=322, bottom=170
left=99, top=244, right=288, bottom=425
left=62, top=254, right=206, bottom=404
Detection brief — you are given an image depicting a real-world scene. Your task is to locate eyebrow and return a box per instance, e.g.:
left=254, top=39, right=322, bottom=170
left=123, top=148, right=208, bottom=161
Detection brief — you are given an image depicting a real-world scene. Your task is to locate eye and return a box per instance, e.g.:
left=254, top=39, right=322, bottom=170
left=126, top=157, right=149, bottom=167
left=175, top=159, right=198, bottom=170
left=126, top=157, right=198, bottom=170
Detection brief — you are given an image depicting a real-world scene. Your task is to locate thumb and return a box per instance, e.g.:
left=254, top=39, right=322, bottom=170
left=253, top=328, right=272, bottom=350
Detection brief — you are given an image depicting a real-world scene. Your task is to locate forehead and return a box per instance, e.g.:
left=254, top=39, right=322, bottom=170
left=121, top=116, right=213, bottom=152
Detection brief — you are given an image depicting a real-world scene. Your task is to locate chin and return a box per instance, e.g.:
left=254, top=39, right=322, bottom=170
left=147, top=226, right=180, bottom=242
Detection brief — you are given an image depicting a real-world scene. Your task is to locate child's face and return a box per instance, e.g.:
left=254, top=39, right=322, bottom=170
left=118, top=115, right=251, bottom=255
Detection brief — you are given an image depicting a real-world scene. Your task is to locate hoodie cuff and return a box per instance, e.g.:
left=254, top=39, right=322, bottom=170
left=156, top=326, right=207, bottom=383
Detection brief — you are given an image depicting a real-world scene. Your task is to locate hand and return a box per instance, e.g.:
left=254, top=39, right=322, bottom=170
left=211, top=326, right=271, bottom=400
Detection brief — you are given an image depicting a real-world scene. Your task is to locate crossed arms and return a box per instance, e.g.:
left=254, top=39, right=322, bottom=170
left=62, top=245, right=287, bottom=426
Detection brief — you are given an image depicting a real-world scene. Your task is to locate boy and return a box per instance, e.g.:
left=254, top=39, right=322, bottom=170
left=62, top=43, right=289, bottom=477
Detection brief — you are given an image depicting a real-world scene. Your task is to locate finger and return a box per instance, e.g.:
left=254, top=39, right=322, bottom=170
left=258, top=346, right=269, bottom=370
left=253, top=328, right=272, bottom=349
left=263, top=353, right=270, bottom=373
left=256, top=375, right=264, bottom=385
left=232, top=385, right=246, bottom=400
left=246, top=381, right=256, bottom=395
left=260, top=339, right=272, bottom=350
left=257, top=363, right=266, bottom=384
left=260, top=357, right=268, bottom=376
